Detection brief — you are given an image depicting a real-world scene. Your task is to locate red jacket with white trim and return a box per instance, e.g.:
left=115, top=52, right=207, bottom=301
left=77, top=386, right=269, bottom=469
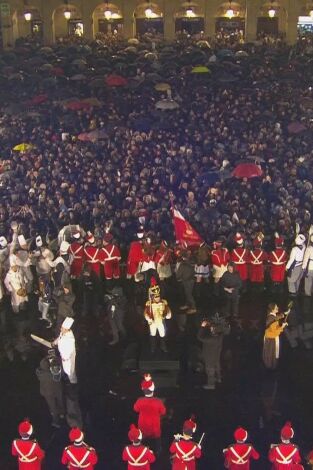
left=170, top=439, right=202, bottom=470
left=223, top=442, right=259, bottom=470
left=122, top=444, right=155, bottom=469
left=11, top=438, right=45, bottom=470
left=61, top=443, right=98, bottom=470
left=268, top=443, right=301, bottom=470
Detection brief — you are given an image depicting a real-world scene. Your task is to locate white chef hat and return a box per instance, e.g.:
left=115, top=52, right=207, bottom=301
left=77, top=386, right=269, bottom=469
left=60, top=241, right=70, bottom=255
left=62, top=317, right=74, bottom=330
left=36, top=236, right=43, bottom=247
left=18, top=235, right=27, bottom=247
left=0, top=236, right=8, bottom=248
left=295, top=234, right=306, bottom=245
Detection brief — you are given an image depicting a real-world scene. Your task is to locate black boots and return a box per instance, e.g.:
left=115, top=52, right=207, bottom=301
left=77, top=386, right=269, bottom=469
left=150, top=337, right=168, bottom=353
left=150, top=336, right=156, bottom=353
left=160, top=338, right=168, bottom=353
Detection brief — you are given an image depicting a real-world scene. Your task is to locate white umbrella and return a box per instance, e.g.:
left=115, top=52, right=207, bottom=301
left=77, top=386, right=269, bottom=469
left=155, top=99, right=179, bottom=110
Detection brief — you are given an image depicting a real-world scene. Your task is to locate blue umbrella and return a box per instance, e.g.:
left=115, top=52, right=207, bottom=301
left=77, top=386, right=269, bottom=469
left=131, top=117, right=153, bottom=132
left=196, top=171, right=220, bottom=185
left=217, top=49, right=234, bottom=59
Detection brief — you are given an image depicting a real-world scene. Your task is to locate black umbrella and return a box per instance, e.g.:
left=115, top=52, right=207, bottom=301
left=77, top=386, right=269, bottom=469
left=130, top=117, right=153, bottom=132
left=196, top=171, right=221, bottom=186
left=145, top=73, right=163, bottom=83
left=218, top=75, right=239, bottom=83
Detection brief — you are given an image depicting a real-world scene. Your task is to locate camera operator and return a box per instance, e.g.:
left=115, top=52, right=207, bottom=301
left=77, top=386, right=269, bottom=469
left=104, top=286, right=127, bottom=345
left=197, top=315, right=230, bottom=390
left=36, top=352, right=65, bottom=428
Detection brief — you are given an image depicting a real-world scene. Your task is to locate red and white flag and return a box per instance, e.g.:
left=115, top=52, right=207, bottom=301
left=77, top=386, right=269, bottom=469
left=172, top=208, right=203, bottom=247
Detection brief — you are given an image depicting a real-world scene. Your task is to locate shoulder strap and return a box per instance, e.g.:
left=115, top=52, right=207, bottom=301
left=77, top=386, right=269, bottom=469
left=125, top=446, right=147, bottom=464
left=176, top=442, right=197, bottom=460
left=13, top=441, right=37, bottom=463
left=66, top=447, right=91, bottom=468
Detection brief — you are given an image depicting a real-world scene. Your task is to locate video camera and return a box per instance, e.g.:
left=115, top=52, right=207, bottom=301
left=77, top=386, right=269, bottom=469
left=47, top=349, right=62, bottom=382
left=201, top=313, right=230, bottom=336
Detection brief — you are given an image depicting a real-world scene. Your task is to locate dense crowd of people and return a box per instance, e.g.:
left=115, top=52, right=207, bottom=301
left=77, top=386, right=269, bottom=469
left=0, top=30, right=313, bottom=468
left=0, top=34, right=312, bottom=251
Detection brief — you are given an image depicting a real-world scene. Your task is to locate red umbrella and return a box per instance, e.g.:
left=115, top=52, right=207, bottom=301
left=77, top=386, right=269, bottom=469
left=87, top=129, right=108, bottom=141
left=106, top=74, right=128, bottom=87
left=65, top=101, right=91, bottom=111
left=77, top=133, right=92, bottom=142
left=287, top=122, right=307, bottom=134
left=29, top=94, right=48, bottom=105
left=51, top=67, right=64, bottom=76
left=232, top=163, right=263, bottom=179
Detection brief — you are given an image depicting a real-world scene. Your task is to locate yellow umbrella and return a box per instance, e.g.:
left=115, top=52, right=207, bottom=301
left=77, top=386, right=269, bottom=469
left=82, top=98, right=102, bottom=107
left=155, top=83, right=171, bottom=92
left=196, top=40, right=211, bottom=49
left=13, top=143, right=34, bottom=151
left=128, top=38, right=139, bottom=45
left=191, top=66, right=210, bottom=74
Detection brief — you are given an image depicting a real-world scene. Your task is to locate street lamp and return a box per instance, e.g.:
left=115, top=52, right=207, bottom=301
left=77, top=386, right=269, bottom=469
left=23, top=0, right=32, bottom=21
left=309, top=1, right=313, bottom=18
left=64, top=0, right=71, bottom=19
left=185, top=0, right=195, bottom=18
left=268, top=2, right=276, bottom=18
left=225, top=1, right=235, bottom=19
left=104, top=1, right=112, bottom=20
left=186, top=7, right=195, bottom=17
left=145, top=2, right=153, bottom=18
left=145, top=8, right=153, bottom=18
left=24, top=11, right=32, bottom=21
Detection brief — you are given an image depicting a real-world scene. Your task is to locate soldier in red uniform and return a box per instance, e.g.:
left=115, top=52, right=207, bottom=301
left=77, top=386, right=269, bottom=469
left=127, top=227, right=146, bottom=281
left=122, top=424, right=156, bottom=469
left=248, top=233, right=267, bottom=291
left=83, top=233, right=101, bottom=278
left=99, top=232, right=121, bottom=284
left=223, top=427, right=259, bottom=469
left=69, top=231, right=85, bottom=279
left=211, top=240, right=230, bottom=295
left=230, top=233, right=249, bottom=291
left=61, top=427, right=98, bottom=470
left=169, top=417, right=202, bottom=469
left=268, top=234, right=287, bottom=295
left=268, top=422, right=302, bottom=470
left=11, top=419, right=45, bottom=470
left=133, top=373, right=166, bottom=454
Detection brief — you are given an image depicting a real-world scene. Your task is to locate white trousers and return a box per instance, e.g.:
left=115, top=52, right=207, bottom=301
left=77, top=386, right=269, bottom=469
left=62, top=355, right=77, bottom=384
left=149, top=321, right=165, bottom=337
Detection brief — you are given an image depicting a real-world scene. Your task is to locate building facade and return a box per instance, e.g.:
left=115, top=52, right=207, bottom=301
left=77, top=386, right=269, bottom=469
left=0, top=0, right=311, bottom=48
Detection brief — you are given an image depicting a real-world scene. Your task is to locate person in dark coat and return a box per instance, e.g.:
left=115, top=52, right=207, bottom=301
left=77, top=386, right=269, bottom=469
left=197, top=315, right=230, bottom=390
left=105, top=286, right=127, bottom=345
left=176, top=251, right=196, bottom=314
left=36, top=355, right=65, bottom=428
left=54, top=282, right=75, bottom=330
left=220, top=262, right=242, bottom=317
